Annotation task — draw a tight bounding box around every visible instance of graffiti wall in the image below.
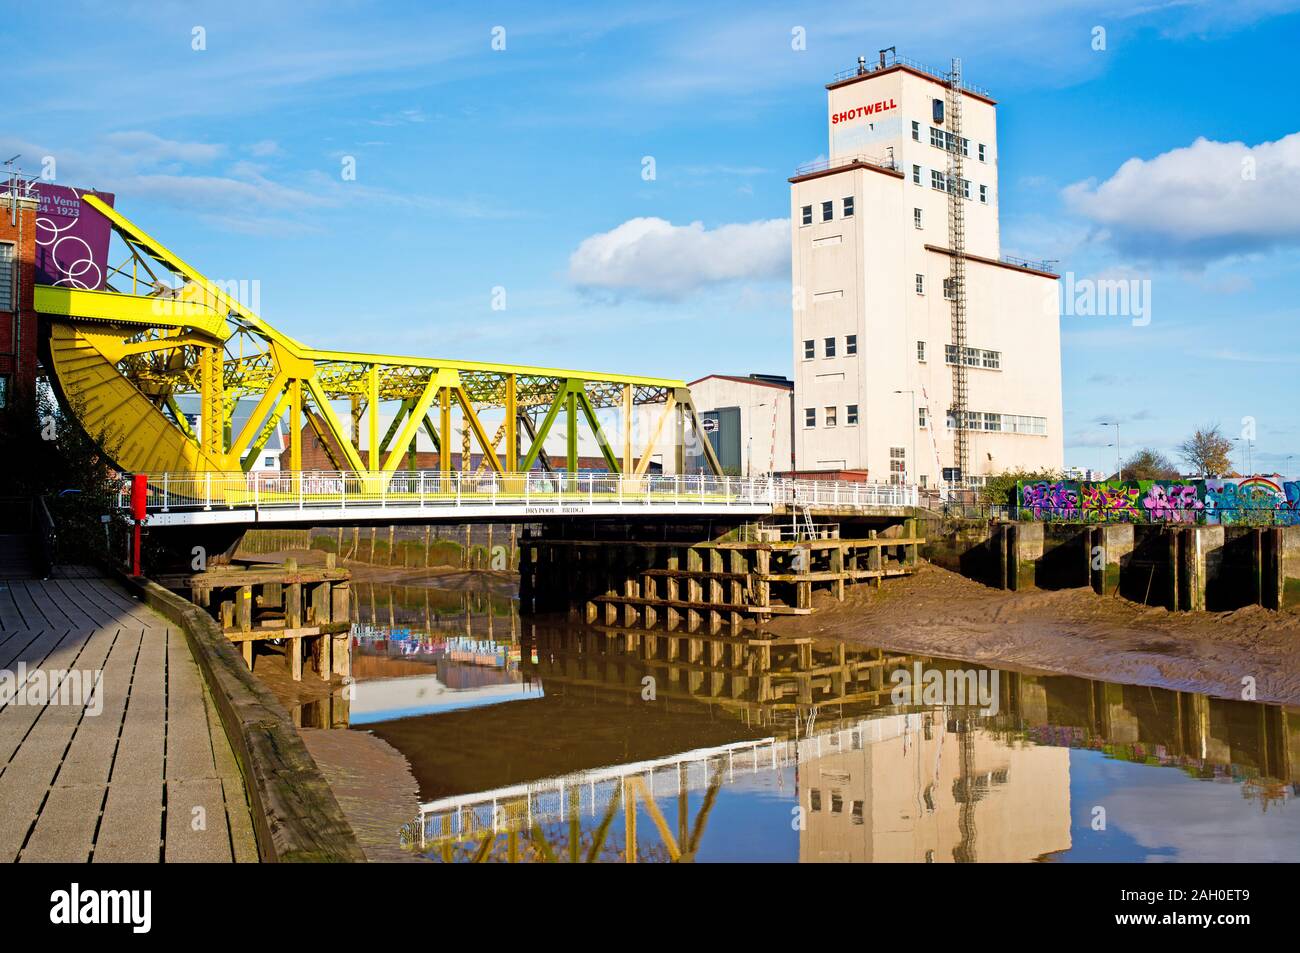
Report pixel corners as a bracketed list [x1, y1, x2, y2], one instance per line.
[1018, 477, 1300, 525]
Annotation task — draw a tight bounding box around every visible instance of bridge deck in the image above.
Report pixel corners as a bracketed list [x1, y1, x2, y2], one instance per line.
[0, 569, 257, 862]
[125, 472, 920, 527]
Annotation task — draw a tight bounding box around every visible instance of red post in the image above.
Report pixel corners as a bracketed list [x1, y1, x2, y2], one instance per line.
[130, 474, 148, 576]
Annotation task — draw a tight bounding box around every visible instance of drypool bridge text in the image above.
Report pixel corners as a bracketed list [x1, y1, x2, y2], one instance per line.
[120, 471, 919, 526]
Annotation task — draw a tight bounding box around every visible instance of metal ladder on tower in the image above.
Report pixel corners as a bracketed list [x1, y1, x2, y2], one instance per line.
[946, 57, 970, 487]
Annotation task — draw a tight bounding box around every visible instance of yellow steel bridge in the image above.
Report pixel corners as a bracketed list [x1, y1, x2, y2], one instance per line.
[36, 195, 723, 485]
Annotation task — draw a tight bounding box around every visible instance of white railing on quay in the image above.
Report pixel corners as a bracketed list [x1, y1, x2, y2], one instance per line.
[115, 470, 919, 514]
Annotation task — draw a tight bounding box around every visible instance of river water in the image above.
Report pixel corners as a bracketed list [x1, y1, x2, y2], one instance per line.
[304, 579, 1300, 863]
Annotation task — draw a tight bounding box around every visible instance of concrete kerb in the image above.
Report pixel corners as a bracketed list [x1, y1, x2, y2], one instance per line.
[115, 569, 365, 863]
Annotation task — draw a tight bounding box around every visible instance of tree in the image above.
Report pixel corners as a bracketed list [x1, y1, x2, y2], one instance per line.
[1177, 425, 1233, 477]
[1116, 448, 1180, 481]
[0, 385, 129, 565]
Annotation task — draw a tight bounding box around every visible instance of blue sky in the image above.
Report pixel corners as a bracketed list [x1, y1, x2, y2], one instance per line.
[7, 1, 1300, 476]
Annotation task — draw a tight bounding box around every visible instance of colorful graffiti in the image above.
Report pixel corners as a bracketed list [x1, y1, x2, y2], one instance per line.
[1018, 477, 1300, 525]
[1019, 481, 1079, 521]
[1080, 482, 1142, 522]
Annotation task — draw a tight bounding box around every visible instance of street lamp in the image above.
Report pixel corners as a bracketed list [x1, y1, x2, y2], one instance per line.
[1234, 437, 1254, 476]
[748, 401, 771, 478]
[894, 390, 917, 485]
[1101, 421, 1121, 480]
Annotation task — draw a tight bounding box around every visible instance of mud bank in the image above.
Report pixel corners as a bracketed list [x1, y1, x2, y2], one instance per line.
[299, 727, 423, 863]
[767, 563, 1300, 706]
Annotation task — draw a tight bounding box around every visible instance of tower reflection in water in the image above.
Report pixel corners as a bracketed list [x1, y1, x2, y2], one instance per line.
[320, 584, 1299, 863]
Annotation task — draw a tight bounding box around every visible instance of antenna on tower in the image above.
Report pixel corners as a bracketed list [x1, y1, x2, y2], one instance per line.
[879, 47, 895, 68]
[857, 55, 867, 74]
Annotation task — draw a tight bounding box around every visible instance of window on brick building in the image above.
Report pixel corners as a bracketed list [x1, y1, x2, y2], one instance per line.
[0, 243, 14, 311]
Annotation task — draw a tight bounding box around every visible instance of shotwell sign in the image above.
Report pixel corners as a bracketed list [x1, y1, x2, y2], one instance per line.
[830, 98, 898, 125]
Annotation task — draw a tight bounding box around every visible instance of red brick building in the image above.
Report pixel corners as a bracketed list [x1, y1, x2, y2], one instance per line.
[0, 192, 39, 411]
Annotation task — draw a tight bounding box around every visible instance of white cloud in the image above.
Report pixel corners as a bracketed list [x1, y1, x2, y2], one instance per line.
[100, 131, 223, 164]
[248, 139, 283, 157]
[0, 132, 509, 235]
[128, 172, 326, 211]
[1064, 132, 1300, 261]
[368, 107, 433, 127]
[568, 216, 787, 298]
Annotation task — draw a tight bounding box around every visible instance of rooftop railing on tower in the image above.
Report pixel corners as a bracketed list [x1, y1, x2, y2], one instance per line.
[792, 153, 900, 177]
[999, 254, 1059, 275]
[830, 50, 991, 99]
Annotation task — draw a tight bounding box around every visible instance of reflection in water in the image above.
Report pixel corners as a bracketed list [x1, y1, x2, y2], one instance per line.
[308, 581, 1300, 863]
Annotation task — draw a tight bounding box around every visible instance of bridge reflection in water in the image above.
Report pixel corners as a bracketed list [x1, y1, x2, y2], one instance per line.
[324, 586, 1299, 863]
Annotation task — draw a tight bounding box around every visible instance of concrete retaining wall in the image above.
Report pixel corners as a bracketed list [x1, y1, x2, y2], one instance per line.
[923, 520, 999, 585]
[930, 519, 1300, 613]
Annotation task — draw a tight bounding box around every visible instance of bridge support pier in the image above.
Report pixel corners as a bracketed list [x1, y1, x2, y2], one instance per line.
[519, 518, 924, 633]
[157, 558, 352, 680]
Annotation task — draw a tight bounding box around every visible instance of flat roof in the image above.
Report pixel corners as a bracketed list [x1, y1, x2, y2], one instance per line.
[689, 374, 793, 391]
[826, 63, 997, 107]
[924, 244, 1060, 280]
[789, 159, 904, 185]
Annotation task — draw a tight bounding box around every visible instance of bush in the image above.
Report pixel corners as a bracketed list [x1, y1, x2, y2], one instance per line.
[979, 468, 1064, 506]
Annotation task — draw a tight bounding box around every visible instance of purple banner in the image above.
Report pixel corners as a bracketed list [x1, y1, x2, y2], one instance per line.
[33, 184, 115, 289]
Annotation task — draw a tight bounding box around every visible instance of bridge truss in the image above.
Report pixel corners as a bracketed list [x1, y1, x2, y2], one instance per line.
[35, 195, 723, 485]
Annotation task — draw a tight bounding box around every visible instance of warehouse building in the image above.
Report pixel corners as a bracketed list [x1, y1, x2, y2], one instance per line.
[788, 52, 1064, 487]
[689, 374, 794, 477]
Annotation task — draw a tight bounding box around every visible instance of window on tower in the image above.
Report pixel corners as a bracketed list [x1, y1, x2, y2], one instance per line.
[846, 334, 857, 355]
[825, 406, 838, 427]
[801, 205, 812, 225]
[803, 339, 814, 359]
[821, 200, 833, 222]
[842, 196, 854, 217]
[911, 121, 920, 141]
[824, 336, 836, 358]
[979, 184, 988, 203]
[846, 404, 859, 425]
[804, 408, 816, 428]
[912, 164, 921, 184]
[915, 274, 925, 295]
[890, 446, 906, 484]
[913, 208, 922, 229]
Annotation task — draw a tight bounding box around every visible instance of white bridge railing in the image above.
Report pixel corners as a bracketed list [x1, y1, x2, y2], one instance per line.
[410, 711, 928, 847]
[117, 470, 919, 514]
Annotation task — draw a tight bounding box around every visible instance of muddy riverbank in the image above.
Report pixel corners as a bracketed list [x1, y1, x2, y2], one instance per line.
[767, 562, 1300, 706]
[299, 728, 424, 863]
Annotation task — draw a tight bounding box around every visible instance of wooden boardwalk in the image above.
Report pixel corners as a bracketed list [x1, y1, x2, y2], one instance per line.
[0, 567, 258, 862]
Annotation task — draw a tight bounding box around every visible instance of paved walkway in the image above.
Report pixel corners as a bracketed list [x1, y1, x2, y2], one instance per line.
[0, 567, 258, 862]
